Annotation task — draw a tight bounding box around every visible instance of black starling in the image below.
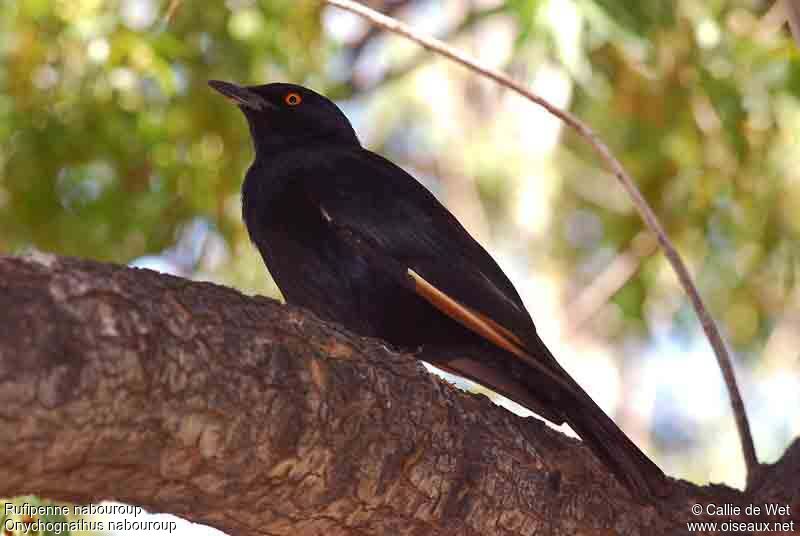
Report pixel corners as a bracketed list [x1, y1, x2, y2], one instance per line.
[209, 80, 667, 499]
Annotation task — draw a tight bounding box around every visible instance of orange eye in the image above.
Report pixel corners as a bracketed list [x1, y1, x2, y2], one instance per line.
[284, 92, 302, 106]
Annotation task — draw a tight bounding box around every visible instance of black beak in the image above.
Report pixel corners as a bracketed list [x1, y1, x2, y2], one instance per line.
[208, 80, 273, 111]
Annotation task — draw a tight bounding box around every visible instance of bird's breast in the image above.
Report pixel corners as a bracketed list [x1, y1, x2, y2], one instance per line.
[242, 175, 385, 334]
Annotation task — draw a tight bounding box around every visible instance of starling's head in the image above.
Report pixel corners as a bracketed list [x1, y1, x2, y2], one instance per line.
[208, 80, 360, 153]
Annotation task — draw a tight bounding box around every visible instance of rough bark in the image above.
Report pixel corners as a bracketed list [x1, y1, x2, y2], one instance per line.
[0, 253, 797, 535]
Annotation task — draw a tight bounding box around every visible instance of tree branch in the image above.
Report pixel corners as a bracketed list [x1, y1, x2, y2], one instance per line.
[1, 254, 798, 535]
[323, 0, 759, 486]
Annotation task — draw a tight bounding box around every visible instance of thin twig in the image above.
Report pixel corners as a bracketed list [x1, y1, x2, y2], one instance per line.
[323, 0, 759, 483]
[784, 0, 800, 49]
[344, 4, 505, 92]
[758, 1, 800, 47]
[161, 0, 182, 25]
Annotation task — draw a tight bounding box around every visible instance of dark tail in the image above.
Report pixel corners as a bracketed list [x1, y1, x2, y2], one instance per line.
[559, 379, 668, 500]
[426, 337, 669, 499]
[512, 338, 669, 500]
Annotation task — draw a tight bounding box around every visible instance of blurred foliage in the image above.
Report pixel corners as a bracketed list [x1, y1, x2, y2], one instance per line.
[560, 1, 800, 353]
[2, 0, 797, 354]
[1, 0, 800, 489]
[0, 0, 800, 358]
[0, 0, 324, 264]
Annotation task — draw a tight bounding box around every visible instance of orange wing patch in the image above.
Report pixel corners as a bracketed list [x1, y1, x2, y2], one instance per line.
[407, 268, 529, 359]
[407, 268, 576, 393]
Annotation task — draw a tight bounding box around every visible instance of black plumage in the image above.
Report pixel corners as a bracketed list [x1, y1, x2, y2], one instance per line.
[209, 80, 667, 499]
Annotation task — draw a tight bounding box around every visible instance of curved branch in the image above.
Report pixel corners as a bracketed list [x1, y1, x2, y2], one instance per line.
[2, 254, 796, 534]
[323, 0, 758, 485]
[341, 4, 506, 93]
